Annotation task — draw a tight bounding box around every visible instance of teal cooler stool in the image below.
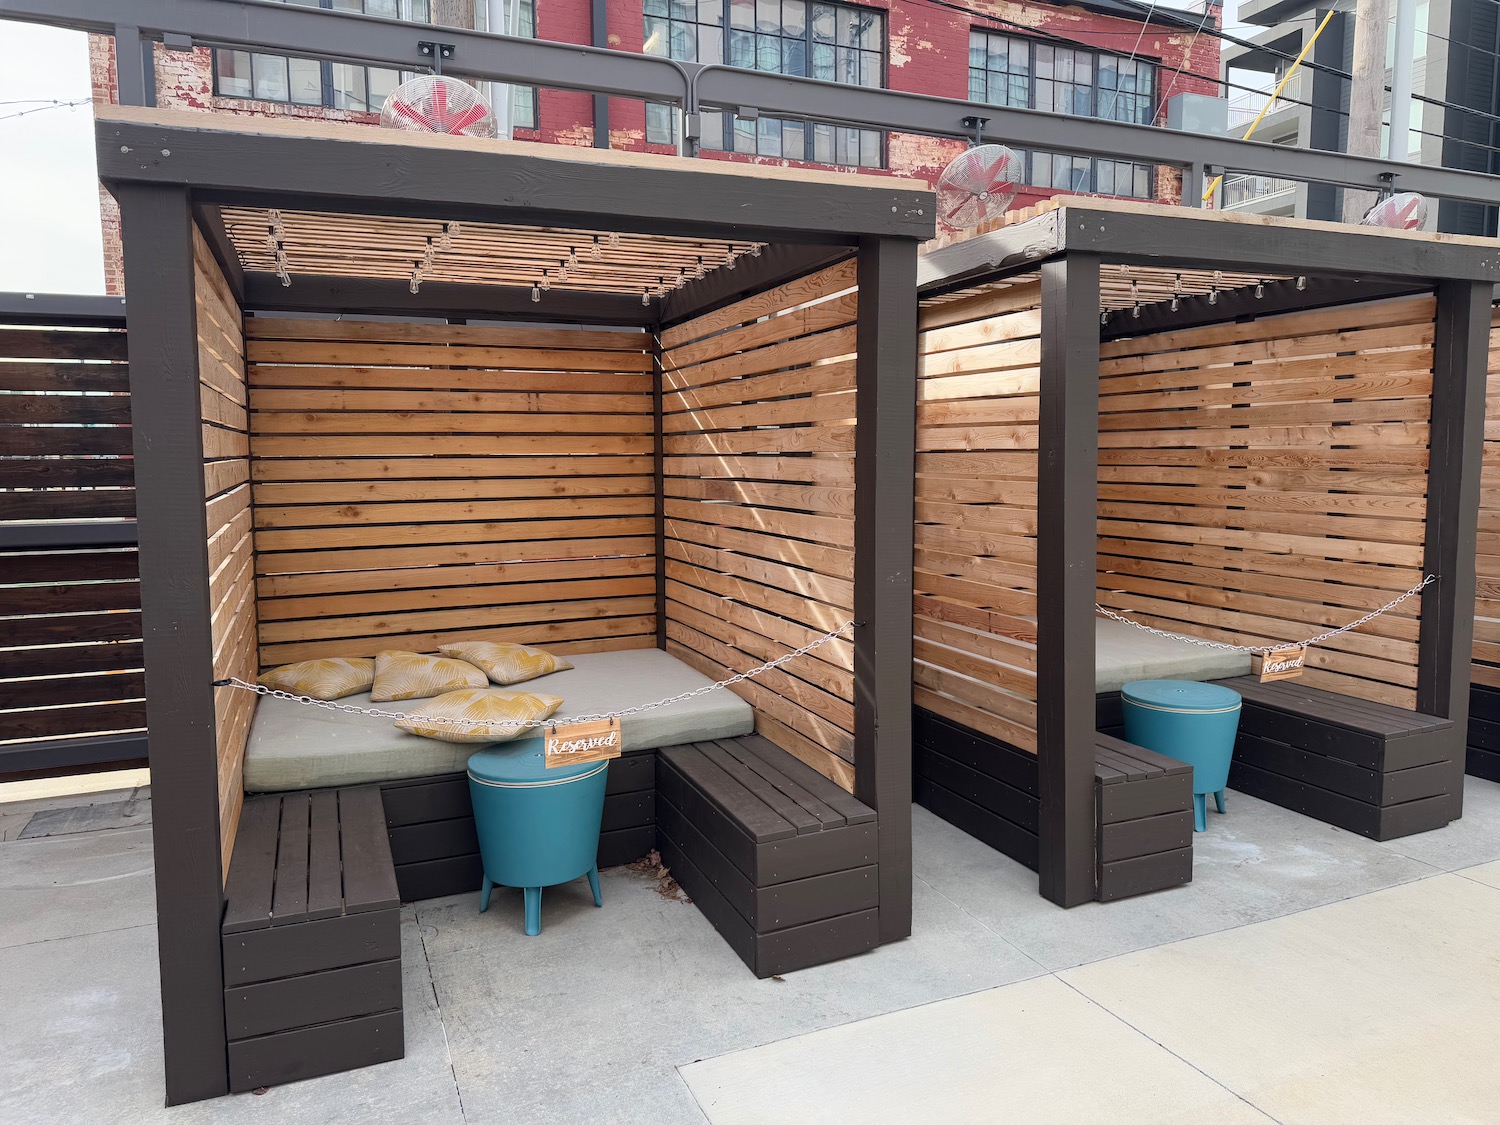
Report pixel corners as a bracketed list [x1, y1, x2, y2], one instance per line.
[1121, 680, 1242, 833]
[467, 739, 609, 936]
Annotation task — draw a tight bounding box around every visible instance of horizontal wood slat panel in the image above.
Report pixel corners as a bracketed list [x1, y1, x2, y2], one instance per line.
[0, 310, 141, 766]
[247, 315, 657, 666]
[914, 282, 1042, 748]
[1098, 294, 1436, 710]
[662, 266, 857, 781]
[1473, 310, 1500, 687]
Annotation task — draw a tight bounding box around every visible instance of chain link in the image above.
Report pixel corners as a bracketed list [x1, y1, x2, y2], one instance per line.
[217, 621, 856, 735]
[1095, 575, 1437, 656]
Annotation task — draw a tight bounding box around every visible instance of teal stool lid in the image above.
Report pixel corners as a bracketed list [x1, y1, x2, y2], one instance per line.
[468, 736, 606, 786]
[1122, 679, 1241, 714]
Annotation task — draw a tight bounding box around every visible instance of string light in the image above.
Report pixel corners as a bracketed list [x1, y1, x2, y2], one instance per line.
[750, 243, 762, 257]
[641, 286, 651, 306]
[693, 256, 707, 280]
[591, 235, 603, 261]
[1130, 277, 1141, 317]
[274, 240, 291, 288]
[1254, 280, 1265, 299]
[1295, 275, 1307, 290]
[1169, 273, 1182, 313]
[540, 269, 551, 291]
[531, 283, 541, 303]
[1208, 269, 1222, 305]
[566, 245, 579, 269]
[409, 259, 423, 294]
[423, 236, 437, 270]
[438, 222, 456, 251]
[608, 231, 622, 248]
[557, 257, 569, 282]
[1100, 308, 1110, 326]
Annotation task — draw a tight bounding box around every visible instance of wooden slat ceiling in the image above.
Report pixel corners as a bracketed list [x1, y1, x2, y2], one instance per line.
[219, 207, 763, 297]
[922, 263, 1289, 312]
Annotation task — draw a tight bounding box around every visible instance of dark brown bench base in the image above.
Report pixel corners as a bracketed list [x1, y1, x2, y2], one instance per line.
[221, 786, 403, 1092]
[656, 736, 879, 977]
[1467, 684, 1500, 783]
[378, 749, 660, 901]
[913, 708, 1194, 902]
[1220, 676, 1458, 840]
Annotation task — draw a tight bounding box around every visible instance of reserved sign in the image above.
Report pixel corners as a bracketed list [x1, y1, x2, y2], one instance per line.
[1254, 646, 1306, 682]
[543, 717, 622, 768]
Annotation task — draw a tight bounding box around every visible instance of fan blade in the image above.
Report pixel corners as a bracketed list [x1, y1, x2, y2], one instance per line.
[390, 98, 437, 130]
[444, 103, 488, 134]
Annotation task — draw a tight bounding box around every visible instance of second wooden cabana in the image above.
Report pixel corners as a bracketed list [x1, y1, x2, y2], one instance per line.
[97, 106, 930, 1104]
[914, 198, 1499, 909]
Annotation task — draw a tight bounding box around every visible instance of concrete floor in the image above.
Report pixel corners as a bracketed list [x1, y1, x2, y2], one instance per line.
[3, 776, 1499, 1124]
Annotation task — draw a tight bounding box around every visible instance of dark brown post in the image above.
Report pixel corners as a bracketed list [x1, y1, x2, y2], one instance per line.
[854, 236, 917, 942]
[1418, 279, 1491, 820]
[116, 183, 230, 1103]
[652, 329, 668, 648]
[1037, 252, 1101, 908]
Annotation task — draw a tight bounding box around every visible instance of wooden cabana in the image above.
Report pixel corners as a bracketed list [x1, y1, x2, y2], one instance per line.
[914, 198, 1498, 910]
[96, 106, 930, 1104]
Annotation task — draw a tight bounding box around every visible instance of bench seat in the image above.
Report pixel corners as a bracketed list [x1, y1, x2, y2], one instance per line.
[221, 785, 402, 1092]
[243, 648, 754, 792]
[657, 736, 879, 977]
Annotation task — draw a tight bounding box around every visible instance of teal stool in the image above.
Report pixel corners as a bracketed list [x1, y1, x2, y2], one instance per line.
[1121, 680, 1242, 833]
[467, 739, 608, 936]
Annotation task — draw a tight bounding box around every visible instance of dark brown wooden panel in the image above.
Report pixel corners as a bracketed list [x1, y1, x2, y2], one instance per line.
[227, 1008, 404, 1093]
[224, 958, 401, 1039]
[222, 908, 400, 986]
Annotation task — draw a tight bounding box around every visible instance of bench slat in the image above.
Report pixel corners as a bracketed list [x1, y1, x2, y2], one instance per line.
[659, 745, 799, 843]
[223, 796, 282, 934]
[695, 741, 823, 836]
[337, 786, 400, 915]
[737, 733, 876, 825]
[306, 790, 343, 922]
[271, 794, 310, 926]
[715, 738, 847, 829]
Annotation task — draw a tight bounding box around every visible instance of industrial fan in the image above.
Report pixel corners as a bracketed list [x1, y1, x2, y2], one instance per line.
[1360, 191, 1428, 231]
[935, 117, 1024, 230]
[380, 74, 498, 138]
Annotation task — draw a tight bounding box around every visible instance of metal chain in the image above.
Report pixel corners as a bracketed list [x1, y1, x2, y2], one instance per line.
[1095, 575, 1437, 656]
[216, 620, 856, 733]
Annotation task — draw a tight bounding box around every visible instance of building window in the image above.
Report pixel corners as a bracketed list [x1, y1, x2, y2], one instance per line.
[969, 30, 1157, 198]
[475, 0, 539, 131]
[643, 0, 886, 169]
[214, 0, 431, 113]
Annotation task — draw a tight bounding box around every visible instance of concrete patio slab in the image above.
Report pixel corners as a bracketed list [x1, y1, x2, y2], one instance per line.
[1374, 776, 1500, 872]
[1458, 858, 1500, 890]
[19, 795, 152, 839]
[679, 974, 1273, 1125]
[1061, 872, 1500, 1125]
[0, 823, 156, 949]
[912, 789, 1442, 971]
[420, 858, 1047, 1124]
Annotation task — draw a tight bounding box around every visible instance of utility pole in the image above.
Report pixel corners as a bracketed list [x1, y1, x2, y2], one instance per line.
[1343, 0, 1391, 220]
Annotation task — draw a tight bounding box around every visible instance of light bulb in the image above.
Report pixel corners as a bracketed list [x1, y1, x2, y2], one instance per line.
[641, 287, 651, 306]
[750, 244, 761, 257]
[1170, 295, 1180, 312]
[540, 270, 551, 291]
[591, 235, 603, 261]
[566, 246, 579, 269]
[1099, 309, 1109, 326]
[608, 231, 621, 248]
[1296, 275, 1307, 290]
[694, 256, 706, 280]
[531, 283, 541, 303]
[1255, 281, 1265, 299]
[725, 254, 736, 270]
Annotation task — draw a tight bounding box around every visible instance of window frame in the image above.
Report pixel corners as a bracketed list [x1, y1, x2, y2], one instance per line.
[643, 0, 888, 169]
[968, 28, 1159, 199]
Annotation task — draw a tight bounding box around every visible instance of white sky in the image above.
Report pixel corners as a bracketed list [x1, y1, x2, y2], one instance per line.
[0, 21, 104, 295]
[0, 5, 1248, 297]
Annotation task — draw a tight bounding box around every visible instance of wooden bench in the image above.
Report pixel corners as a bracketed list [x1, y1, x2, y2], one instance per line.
[655, 735, 879, 977]
[1221, 676, 1457, 839]
[1094, 734, 1194, 901]
[221, 786, 402, 1092]
[913, 708, 1195, 902]
[1467, 683, 1500, 783]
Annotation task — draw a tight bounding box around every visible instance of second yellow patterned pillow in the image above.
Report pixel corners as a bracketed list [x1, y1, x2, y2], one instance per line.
[258, 657, 375, 701]
[371, 651, 489, 703]
[394, 688, 564, 743]
[437, 640, 575, 686]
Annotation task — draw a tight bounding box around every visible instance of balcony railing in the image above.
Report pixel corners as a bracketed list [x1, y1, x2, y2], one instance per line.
[1221, 174, 1297, 207]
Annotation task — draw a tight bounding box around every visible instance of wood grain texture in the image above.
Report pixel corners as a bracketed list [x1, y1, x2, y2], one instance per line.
[246, 316, 658, 663]
[661, 263, 858, 785]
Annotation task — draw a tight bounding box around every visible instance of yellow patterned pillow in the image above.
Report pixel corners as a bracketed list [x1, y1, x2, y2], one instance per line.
[258, 658, 375, 701]
[394, 688, 563, 743]
[437, 640, 575, 686]
[371, 651, 488, 703]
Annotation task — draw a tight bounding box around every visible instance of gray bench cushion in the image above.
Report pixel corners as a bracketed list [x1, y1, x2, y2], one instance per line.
[1095, 617, 1252, 694]
[243, 648, 754, 793]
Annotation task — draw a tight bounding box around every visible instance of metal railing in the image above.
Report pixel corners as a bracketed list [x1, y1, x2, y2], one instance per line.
[1221, 174, 1298, 207]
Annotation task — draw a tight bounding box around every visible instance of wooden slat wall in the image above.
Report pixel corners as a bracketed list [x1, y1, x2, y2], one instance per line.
[1472, 308, 1500, 689]
[914, 283, 1043, 752]
[1097, 294, 1437, 710]
[660, 261, 859, 790]
[196, 228, 256, 873]
[245, 317, 657, 668]
[0, 320, 143, 763]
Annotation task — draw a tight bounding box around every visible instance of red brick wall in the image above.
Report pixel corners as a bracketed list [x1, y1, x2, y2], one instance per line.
[90, 2, 1221, 290]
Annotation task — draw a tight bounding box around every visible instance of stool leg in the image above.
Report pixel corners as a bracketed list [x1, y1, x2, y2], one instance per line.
[1193, 793, 1207, 833]
[479, 875, 493, 913]
[523, 886, 542, 936]
[1214, 789, 1227, 814]
[586, 865, 603, 908]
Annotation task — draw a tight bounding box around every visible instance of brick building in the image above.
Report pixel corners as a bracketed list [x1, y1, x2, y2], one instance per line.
[89, 0, 1221, 292]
